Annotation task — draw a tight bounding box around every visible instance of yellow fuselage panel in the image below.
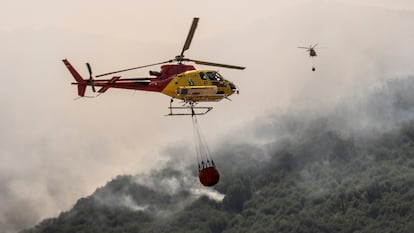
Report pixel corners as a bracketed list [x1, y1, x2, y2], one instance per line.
[161, 70, 235, 102]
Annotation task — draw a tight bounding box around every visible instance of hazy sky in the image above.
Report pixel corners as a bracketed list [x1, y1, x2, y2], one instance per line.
[1, 0, 414, 232]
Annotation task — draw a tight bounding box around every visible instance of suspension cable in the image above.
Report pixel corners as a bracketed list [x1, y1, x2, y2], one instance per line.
[192, 114, 214, 170]
[192, 116, 202, 170]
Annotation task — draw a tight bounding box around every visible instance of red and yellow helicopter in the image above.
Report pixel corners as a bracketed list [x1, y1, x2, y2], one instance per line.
[63, 18, 245, 115]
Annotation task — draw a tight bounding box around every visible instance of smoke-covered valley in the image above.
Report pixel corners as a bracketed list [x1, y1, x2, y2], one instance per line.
[2, 1, 414, 232]
[21, 75, 414, 233]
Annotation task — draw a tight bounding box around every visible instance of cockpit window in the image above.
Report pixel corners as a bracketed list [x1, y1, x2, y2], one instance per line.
[199, 72, 207, 80]
[206, 72, 215, 80]
[206, 72, 222, 81]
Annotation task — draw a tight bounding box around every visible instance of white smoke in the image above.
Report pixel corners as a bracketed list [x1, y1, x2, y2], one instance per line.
[2, 1, 414, 232]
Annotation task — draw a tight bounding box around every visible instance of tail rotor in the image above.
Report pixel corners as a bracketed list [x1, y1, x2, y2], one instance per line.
[86, 62, 96, 92]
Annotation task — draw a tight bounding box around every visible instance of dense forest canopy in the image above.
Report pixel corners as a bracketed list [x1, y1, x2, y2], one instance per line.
[22, 77, 414, 233]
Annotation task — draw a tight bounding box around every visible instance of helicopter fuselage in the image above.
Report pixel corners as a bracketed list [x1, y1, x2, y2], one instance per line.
[100, 64, 237, 102]
[309, 49, 317, 57]
[162, 68, 237, 102]
[64, 60, 237, 103]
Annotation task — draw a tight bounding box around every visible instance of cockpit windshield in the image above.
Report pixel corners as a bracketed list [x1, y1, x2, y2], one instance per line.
[206, 71, 223, 81]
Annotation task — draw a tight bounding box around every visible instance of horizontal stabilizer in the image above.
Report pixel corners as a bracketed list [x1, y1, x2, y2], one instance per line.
[97, 76, 121, 93]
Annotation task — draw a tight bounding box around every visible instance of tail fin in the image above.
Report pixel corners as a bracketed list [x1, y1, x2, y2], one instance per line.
[62, 59, 87, 97]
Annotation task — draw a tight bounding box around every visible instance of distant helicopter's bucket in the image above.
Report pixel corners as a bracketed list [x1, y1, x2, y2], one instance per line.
[199, 166, 220, 187]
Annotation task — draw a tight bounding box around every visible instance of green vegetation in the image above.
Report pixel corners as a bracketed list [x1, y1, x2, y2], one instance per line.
[21, 119, 414, 233]
[21, 76, 414, 232]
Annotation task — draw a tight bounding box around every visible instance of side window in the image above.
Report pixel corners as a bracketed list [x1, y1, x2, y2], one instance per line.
[199, 72, 207, 80]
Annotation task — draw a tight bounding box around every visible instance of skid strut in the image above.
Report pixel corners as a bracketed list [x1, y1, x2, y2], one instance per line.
[167, 99, 212, 116]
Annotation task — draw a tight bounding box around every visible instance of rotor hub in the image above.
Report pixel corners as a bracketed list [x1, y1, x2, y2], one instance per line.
[175, 55, 185, 62]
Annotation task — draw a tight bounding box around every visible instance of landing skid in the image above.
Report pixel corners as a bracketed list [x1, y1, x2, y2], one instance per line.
[166, 99, 212, 116]
[167, 106, 213, 116]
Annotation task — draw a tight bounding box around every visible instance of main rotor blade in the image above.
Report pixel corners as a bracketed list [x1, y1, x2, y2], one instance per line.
[180, 17, 199, 57]
[95, 60, 172, 77]
[188, 59, 245, 70]
[312, 43, 318, 49]
[298, 47, 310, 49]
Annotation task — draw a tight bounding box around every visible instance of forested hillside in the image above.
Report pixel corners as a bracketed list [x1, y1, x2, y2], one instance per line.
[22, 77, 414, 233]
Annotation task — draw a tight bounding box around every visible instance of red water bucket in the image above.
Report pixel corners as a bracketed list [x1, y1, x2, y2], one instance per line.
[198, 166, 220, 186]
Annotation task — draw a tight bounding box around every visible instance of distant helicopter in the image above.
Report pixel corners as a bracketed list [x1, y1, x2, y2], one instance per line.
[298, 43, 318, 71]
[62, 17, 245, 116]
